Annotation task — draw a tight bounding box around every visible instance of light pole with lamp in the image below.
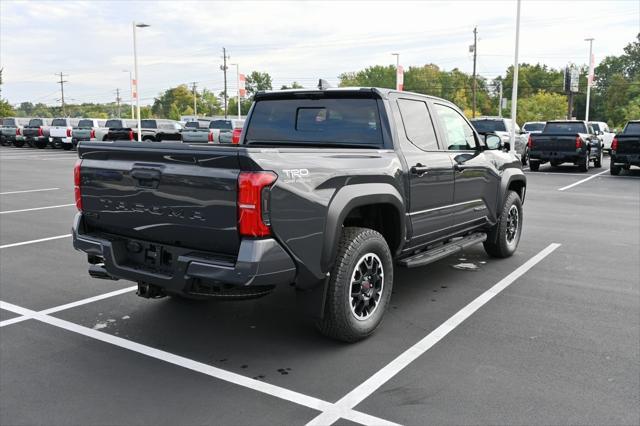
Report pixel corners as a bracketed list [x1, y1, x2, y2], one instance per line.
[122, 70, 134, 119]
[508, 0, 521, 155]
[391, 53, 401, 91]
[132, 21, 149, 141]
[584, 38, 594, 123]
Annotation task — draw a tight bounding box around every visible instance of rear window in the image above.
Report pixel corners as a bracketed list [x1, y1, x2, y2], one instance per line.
[624, 122, 640, 134]
[523, 122, 545, 132]
[2, 118, 16, 126]
[470, 119, 506, 133]
[105, 120, 123, 128]
[543, 122, 587, 134]
[51, 118, 68, 126]
[245, 98, 383, 147]
[185, 121, 201, 129]
[209, 120, 233, 130]
[77, 120, 94, 128]
[590, 123, 601, 132]
[141, 120, 157, 129]
[29, 119, 43, 127]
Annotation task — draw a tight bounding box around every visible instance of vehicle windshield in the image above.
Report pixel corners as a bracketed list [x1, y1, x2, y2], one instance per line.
[105, 120, 123, 128]
[29, 119, 43, 127]
[470, 119, 507, 133]
[209, 120, 233, 130]
[245, 97, 383, 147]
[590, 123, 601, 132]
[77, 120, 94, 128]
[543, 122, 587, 133]
[624, 122, 640, 134]
[141, 120, 157, 129]
[523, 122, 545, 132]
[51, 119, 68, 126]
[2, 118, 16, 126]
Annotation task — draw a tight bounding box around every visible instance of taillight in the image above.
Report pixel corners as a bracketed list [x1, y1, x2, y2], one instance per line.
[16, 128, 20, 136]
[128, 130, 134, 141]
[237, 171, 277, 237]
[527, 134, 532, 149]
[575, 136, 583, 149]
[90, 129, 96, 139]
[208, 131, 214, 143]
[74, 159, 82, 211]
[37, 127, 43, 137]
[611, 137, 618, 151]
[66, 128, 72, 137]
[232, 128, 242, 144]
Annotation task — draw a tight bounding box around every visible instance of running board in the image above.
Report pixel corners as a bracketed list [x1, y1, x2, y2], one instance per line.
[398, 232, 487, 268]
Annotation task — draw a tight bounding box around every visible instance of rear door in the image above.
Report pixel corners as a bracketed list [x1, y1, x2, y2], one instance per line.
[389, 94, 454, 248]
[79, 143, 242, 255]
[432, 102, 499, 229]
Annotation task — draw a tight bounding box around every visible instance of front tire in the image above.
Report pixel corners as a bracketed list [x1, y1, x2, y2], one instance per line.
[316, 227, 393, 342]
[483, 191, 523, 258]
[529, 161, 540, 171]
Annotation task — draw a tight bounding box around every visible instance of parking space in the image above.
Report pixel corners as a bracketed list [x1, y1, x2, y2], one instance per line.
[0, 146, 638, 425]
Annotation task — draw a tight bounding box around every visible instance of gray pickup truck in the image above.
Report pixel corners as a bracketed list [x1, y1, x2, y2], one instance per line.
[1, 117, 28, 147]
[72, 119, 106, 146]
[72, 87, 526, 342]
[181, 118, 244, 144]
[22, 118, 51, 148]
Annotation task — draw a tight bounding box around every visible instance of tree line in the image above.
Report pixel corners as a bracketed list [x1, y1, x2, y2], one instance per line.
[2, 34, 637, 128]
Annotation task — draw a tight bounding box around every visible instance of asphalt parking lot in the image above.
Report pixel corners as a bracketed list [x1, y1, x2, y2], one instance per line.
[1, 146, 638, 426]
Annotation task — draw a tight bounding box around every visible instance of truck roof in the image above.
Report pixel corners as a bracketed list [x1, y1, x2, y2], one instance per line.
[254, 87, 446, 103]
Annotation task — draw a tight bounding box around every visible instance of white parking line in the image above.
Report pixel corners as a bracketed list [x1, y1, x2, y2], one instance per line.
[0, 203, 75, 214]
[0, 300, 399, 426]
[0, 187, 60, 195]
[0, 234, 71, 249]
[0, 286, 138, 328]
[557, 170, 608, 191]
[306, 243, 561, 426]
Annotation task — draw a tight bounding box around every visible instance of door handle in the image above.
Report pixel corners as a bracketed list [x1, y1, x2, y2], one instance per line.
[410, 164, 429, 176]
[131, 169, 161, 181]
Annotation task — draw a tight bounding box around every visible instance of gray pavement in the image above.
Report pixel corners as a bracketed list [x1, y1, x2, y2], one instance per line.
[1, 145, 638, 425]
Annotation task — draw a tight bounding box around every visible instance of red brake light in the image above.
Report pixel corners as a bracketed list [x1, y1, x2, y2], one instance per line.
[37, 127, 43, 137]
[237, 171, 277, 237]
[527, 134, 532, 149]
[232, 128, 242, 144]
[16, 128, 20, 136]
[74, 159, 82, 211]
[66, 128, 72, 137]
[128, 130, 134, 141]
[611, 137, 618, 151]
[575, 136, 583, 149]
[208, 131, 214, 143]
[90, 129, 96, 139]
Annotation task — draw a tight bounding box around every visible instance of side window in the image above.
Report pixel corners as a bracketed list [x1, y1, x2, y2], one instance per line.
[397, 98, 439, 151]
[433, 104, 477, 151]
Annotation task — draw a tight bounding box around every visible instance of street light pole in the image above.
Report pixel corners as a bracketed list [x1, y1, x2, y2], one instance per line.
[132, 21, 149, 142]
[585, 38, 594, 123]
[391, 53, 400, 90]
[231, 63, 240, 119]
[509, 0, 521, 155]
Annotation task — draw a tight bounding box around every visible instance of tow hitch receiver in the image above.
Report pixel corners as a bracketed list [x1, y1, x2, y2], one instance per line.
[137, 282, 166, 299]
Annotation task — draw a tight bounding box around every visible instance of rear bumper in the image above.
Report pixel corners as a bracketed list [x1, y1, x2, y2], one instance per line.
[50, 136, 73, 144]
[72, 213, 297, 295]
[611, 153, 640, 166]
[529, 151, 581, 163]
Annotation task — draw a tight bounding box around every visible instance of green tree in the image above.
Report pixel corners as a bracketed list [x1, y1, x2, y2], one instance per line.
[245, 71, 273, 96]
[517, 91, 567, 123]
[339, 65, 395, 88]
[280, 81, 304, 90]
[0, 68, 16, 117]
[227, 97, 253, 116]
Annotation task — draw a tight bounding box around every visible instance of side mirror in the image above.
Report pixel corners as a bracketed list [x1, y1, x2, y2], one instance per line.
[485, 134, 503, 150]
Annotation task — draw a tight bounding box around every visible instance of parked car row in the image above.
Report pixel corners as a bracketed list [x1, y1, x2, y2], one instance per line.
[0, 116, 246, 149]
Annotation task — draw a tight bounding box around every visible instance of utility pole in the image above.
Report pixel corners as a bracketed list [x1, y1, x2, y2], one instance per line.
[508, 0, 521, 155]
[221, 47, 230, 119]
[115, 88, 121, 118]
[584, 38, 594, 122]
[191, 81, 198, 117]
[472, 26, 478, 118]
[498, 80, 503, 117]
[57, 72, 68, 116]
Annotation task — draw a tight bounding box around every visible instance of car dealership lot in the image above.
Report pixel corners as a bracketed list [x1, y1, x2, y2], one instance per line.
[1, 146, 638, 425]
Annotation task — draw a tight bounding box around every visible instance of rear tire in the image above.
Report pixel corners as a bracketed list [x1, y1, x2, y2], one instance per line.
[13, 140, 25, 148]
[483, 191, 523, 259]
[529, 161, 540, 172]
[594, 152, 602, 168]
[316, 227, 393, 342]
[578, 153, 589, 172]
[35, 141, 47, 149]
[610, 162, 621, 175]
[62, 144, 72, 151]
[521, 148, 528, 166]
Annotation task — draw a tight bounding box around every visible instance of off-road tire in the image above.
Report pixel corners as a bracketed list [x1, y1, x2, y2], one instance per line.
[594, 152, 602, 168]
[483, 191, 523, 258]
[578, 153, 589, 172]
[316, 227, 393, 342]
[529, 161, 540, 171]
[610, 162, 621, 175]
[521, 148, 528, 166]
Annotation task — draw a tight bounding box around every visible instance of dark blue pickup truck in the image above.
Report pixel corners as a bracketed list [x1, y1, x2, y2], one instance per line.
[610, 120, 640, 175]
[528, 121, 603, 172]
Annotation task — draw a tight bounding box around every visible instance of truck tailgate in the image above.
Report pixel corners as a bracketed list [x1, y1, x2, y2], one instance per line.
[617, 136, 640, 154]
[530, 135, 576, 152]
[78, 142, 241, 256]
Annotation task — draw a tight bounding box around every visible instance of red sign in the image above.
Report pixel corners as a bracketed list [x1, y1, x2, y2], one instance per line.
[132, 79, 138, 99]
[239, 73, 246, 98]
[396, 66, 404, 91]
[588, 54, 595, 86]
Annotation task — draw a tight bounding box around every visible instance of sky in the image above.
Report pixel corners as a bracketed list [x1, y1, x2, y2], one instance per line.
[1, 0, 639, 106]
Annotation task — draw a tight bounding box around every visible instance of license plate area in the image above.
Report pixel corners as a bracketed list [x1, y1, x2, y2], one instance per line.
[122, 239, 176, 275]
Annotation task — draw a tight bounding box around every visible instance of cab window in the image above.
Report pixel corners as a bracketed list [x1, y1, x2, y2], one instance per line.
[433, 104, 477, 151]
[397, 98, 439, 151]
